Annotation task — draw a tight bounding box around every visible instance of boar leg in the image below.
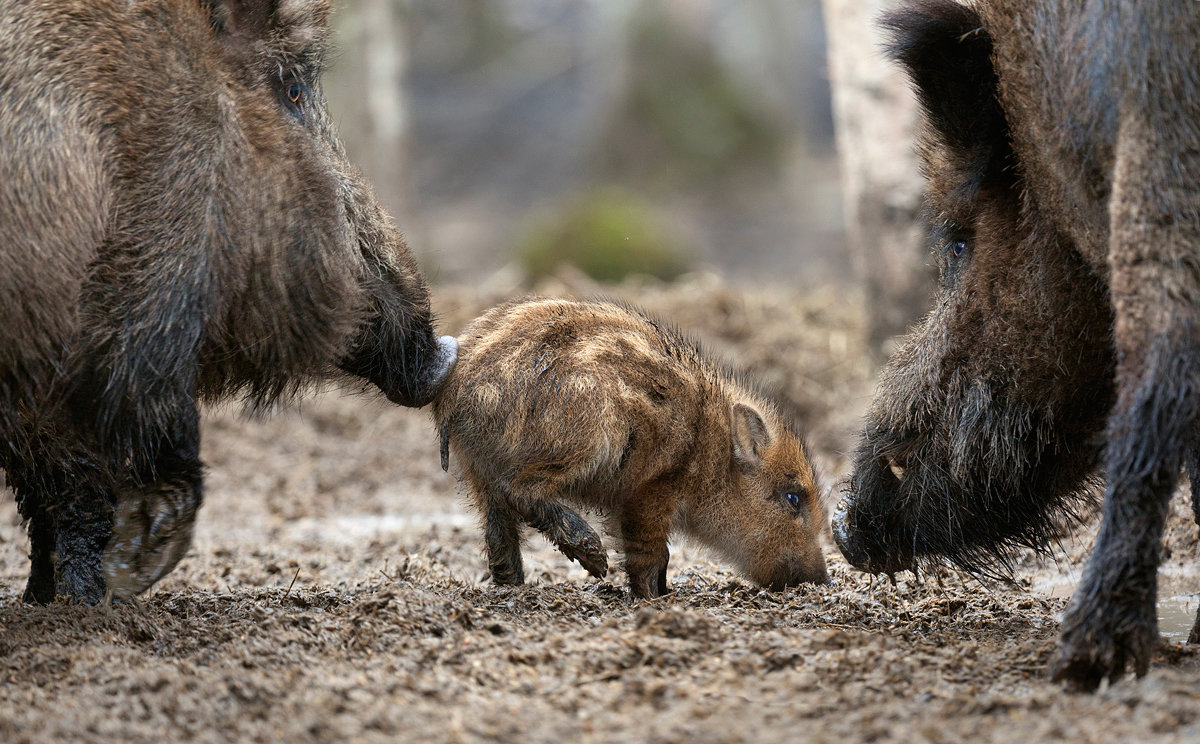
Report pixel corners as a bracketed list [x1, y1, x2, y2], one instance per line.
[53, 486, 115, 604]
[484, 502, 526, 586]
[1053, 343, 1187, 688]
[1186, 439, 1200, 529]
[1052, 113, 1200, 689]
[1185, 442, 1200, 644]
[103, 405, 203, 601]
[21, 499, 56, 604]
[6, 440, 113, 604]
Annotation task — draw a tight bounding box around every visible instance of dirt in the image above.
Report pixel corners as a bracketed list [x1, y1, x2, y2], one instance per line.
[3, 275, 1200, 743]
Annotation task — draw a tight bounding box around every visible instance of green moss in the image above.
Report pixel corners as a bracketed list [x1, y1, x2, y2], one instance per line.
[518, 191, 690, 282]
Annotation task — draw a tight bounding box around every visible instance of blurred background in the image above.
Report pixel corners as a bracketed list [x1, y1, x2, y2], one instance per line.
[324, 0, 849, 291]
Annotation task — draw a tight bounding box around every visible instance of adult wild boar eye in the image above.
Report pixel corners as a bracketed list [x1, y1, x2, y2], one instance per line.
[283, 82, 307, 118]
[786, 492, 801, 510]
[948, 240, 967, 257]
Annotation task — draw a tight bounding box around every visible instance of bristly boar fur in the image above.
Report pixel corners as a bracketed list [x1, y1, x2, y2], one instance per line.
[831, 0, 1200, 690]
[0, 0, 456, 605]
[434, 297, 828, 599]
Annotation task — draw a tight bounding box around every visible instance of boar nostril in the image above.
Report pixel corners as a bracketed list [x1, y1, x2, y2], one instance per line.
[831, 507, 875, 573]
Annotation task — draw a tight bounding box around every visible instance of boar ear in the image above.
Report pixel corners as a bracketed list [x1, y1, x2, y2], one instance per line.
[206, 0, 332, 55]
[205, 0, 272, 38]
[732, 402, 772, 471]
[273, 0, 334, 52]
[882, 1, 1010, 188]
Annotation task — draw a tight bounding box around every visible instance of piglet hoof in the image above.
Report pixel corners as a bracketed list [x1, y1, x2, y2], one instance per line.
[560, 530, 608, 580]
[628, 572, 670, 601]
[530, 501, 608, 579]
[627, 557, 670, 600]
[1050, 595, 1157, 691]
[103, 482, 199, 601]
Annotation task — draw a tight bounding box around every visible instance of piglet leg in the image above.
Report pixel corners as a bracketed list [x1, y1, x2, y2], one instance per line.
[620, 491, 672, 599]
[489, 462, 610, 580]
[481, 496, 607, 583]
[484, 503, 526, 585]
[525, 500, 608, 579]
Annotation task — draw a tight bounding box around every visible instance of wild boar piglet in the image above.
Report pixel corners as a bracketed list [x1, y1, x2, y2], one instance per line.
[434, 297, 829, 599]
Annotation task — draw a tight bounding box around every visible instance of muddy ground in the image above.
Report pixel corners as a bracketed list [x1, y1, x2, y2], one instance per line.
[3, 276, 1200, 743]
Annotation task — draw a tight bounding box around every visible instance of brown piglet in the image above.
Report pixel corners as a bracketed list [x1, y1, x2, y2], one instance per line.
[433, 297, 828, 599]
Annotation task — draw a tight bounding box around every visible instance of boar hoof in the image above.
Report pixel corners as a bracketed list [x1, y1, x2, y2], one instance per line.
[1051, 598, 1157, 691]
[103, 484, 199, 601]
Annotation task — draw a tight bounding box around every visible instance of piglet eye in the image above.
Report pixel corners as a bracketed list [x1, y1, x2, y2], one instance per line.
[786, 492, 801, 509]
[287, 83, 304, 105]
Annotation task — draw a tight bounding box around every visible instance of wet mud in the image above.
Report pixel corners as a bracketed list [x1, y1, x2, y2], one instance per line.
[3, 277, 1199, 743]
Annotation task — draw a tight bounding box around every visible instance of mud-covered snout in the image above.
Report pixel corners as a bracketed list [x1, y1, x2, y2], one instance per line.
[832, 448, 919, 575]
[363, 331, 458, 408]
[394, 334, 458, 407]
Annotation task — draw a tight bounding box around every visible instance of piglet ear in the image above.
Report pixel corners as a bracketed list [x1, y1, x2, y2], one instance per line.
[732, 402, 771, 471]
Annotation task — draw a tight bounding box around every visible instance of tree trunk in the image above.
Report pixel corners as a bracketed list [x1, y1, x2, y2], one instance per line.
[821, 0, 931, 355]
[328, 0, 421, 246]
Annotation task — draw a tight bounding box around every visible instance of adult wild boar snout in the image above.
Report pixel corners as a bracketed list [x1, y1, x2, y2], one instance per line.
[831, 498, 862, 568]
[831, 498, 887, 574]
[832, 447, 920, 576]
[388, 334, 457, 407]
[427, 334, 459, 394]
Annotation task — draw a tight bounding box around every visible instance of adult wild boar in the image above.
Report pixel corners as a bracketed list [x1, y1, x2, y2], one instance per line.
[0, 0, 456, 605]
[831, 0, 1200, 689]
